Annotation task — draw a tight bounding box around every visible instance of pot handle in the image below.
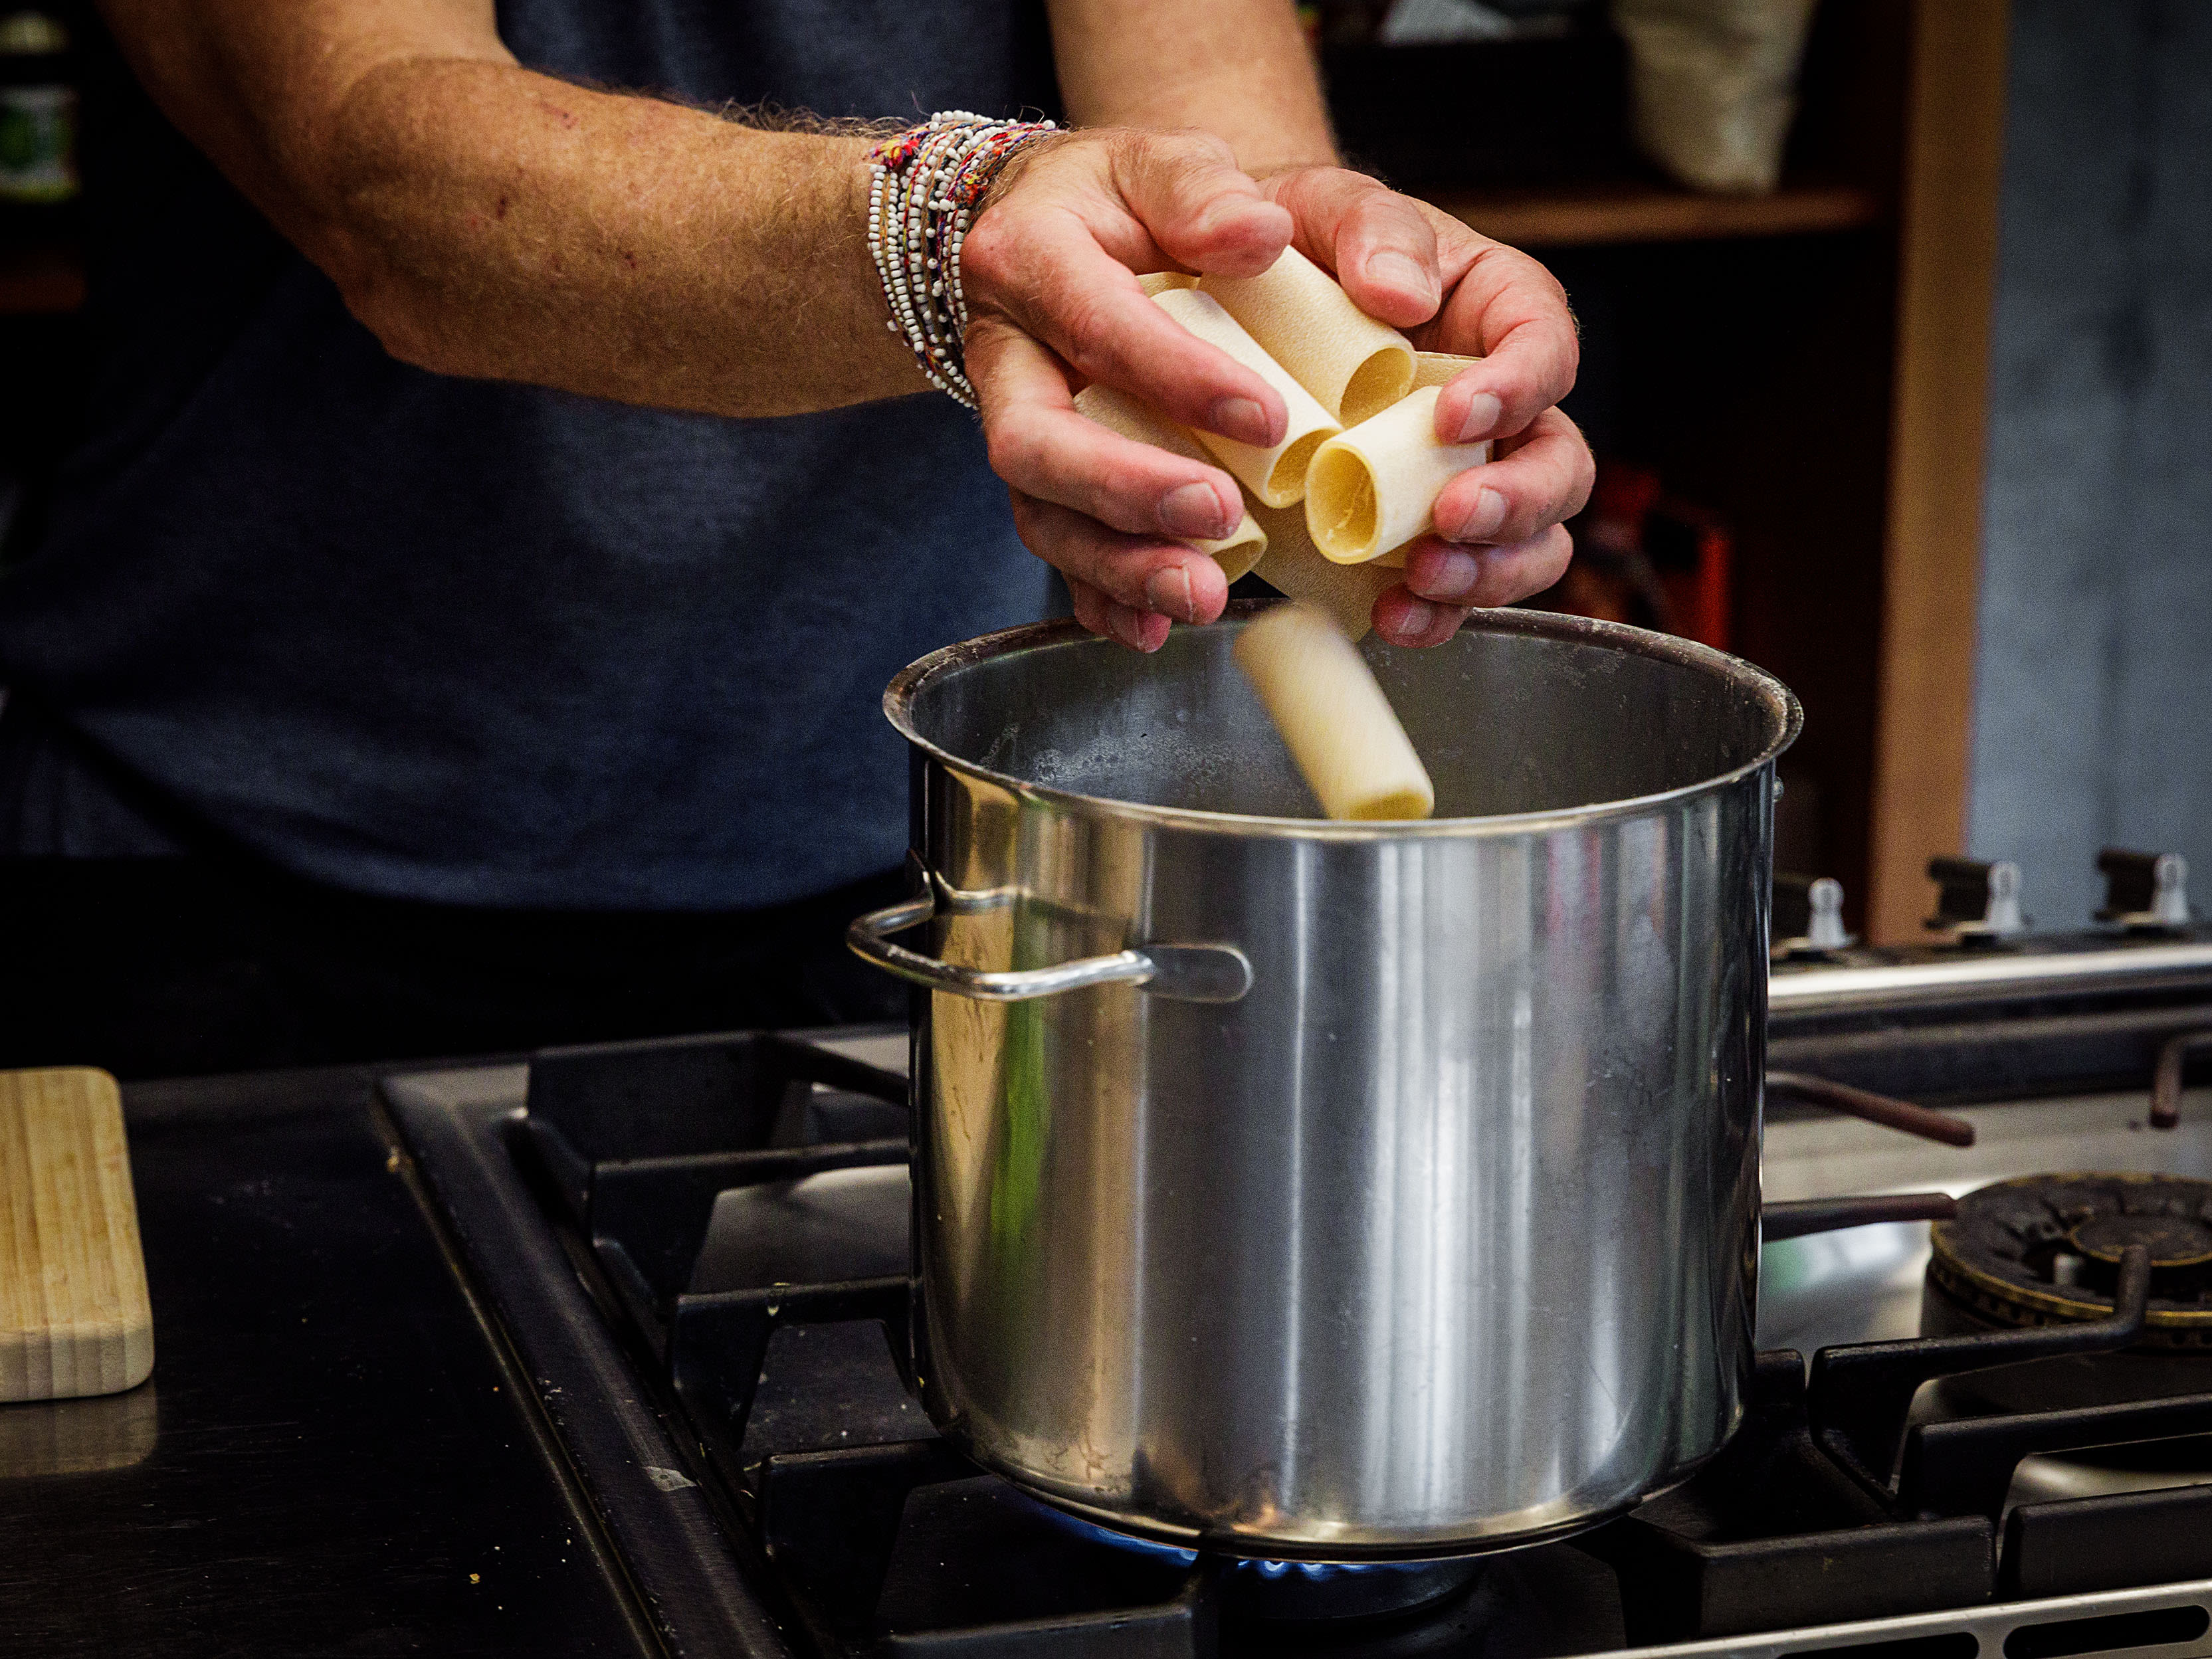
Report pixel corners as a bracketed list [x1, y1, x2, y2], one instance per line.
[1763, 1192, 1958, 1241]
[847, 889, 1253, 1005]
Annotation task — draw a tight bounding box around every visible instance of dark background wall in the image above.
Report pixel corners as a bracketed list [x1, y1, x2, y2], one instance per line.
[1969, 0, 2212, 926]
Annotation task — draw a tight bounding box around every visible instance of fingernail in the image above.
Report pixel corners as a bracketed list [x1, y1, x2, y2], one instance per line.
[1370, 251, 1434, 300]
[1108, 603, 1150, 650]
[1159, 482, 1231, 540]
[1455, 391, 1503, 444]
[1120, 606, 1169, 652]
[1145, 565, 1197, 622]
[1414, 545, 1482, 599]
[1394, 599, 1438, 637]
[1194, 197, 1261, 240]
[1211, 396, 1273, 447]
[1455, 486, 1508, 542]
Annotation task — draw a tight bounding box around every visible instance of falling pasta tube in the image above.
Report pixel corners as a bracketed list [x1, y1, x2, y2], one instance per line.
[1071, 386, 1268, 580]
[1150, 287, 1340, 508]
[1199, 247, 1417, 426]
[1247, 500, 1395, 640]
[1303, 387, 1494, 565]
[1233, 602, 1435, 821]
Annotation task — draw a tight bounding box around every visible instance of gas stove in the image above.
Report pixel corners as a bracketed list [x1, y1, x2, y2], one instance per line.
[384, 852, 2212, 1659]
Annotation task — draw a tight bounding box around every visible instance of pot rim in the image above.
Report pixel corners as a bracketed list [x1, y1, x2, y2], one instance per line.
[884, 600, 1804, 838]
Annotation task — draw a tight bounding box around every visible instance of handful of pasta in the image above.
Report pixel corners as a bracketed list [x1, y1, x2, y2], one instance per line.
[1072, 249, 1484, 821]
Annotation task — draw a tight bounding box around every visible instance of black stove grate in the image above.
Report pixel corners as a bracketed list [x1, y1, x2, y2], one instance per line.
[512, 1032, 2212, 1656]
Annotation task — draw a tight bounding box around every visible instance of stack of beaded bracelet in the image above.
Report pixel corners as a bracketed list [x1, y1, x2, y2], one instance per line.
[866, 111, 1058, 411]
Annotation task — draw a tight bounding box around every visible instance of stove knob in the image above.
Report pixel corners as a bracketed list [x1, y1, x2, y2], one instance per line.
[2096, 847, 2192, 931]
[1771, 872, 1856, 956]
[1926, 856, 2027, 942]
[1805, 878, 1852, 950]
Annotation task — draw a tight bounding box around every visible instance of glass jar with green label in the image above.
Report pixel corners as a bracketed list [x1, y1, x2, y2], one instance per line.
[0, 11, 77, 207]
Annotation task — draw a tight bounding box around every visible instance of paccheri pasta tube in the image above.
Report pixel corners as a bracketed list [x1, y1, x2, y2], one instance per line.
[1365, 353, 1488, 567]
[1071, 385, 1268, 581]
[1411, 350, 1482, 391]
[1136, 271, 1197, 297]
[1249, 501, 1395, 640]
[1303, 387, 1494, 565]
[1150, 287, 1340, 508]
[1199, 247, 1417, 427]
[1233, 602, 1435, 821]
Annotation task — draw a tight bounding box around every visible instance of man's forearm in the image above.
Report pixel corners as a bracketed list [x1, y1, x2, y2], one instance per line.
[1049, 0, 1338, 174]
[101, 0, 1333, 423]
[98, 0, 922, 418]
[308, 62, 916, 417]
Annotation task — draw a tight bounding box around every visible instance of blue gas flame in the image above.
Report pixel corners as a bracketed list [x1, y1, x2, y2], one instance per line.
[1032, 1499, 1379, 1576]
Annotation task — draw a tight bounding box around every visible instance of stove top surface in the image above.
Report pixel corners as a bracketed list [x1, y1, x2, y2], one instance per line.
[384, 963, 2212, 1659]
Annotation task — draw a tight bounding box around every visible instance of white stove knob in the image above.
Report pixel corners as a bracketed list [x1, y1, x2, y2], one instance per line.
[2152, 852, 2189, 927]
[2096, 848, 2192, 931]
[1983, 860, 2025, 937]
[1805, 878, 1851, 951]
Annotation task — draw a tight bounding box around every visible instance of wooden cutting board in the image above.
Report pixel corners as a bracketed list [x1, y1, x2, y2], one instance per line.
[1, 1068, 154, 1401]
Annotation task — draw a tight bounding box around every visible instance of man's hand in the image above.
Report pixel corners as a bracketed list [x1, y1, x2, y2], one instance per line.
[963, 135, 1591, 651]
[960, 130, 1296, 651]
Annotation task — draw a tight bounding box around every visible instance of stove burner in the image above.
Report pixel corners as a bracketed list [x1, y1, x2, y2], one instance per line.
[2073, 1209, 2212, 1267]
[1031, 1502, 1484, 1624]
[1928, 1173, 2212, 1351]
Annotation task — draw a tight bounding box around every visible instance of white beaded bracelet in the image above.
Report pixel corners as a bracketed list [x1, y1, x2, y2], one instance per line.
[866, 112, 1058, 411]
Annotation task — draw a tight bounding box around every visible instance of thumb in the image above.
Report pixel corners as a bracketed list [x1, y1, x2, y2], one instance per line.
[1112, 131, 1291, 278]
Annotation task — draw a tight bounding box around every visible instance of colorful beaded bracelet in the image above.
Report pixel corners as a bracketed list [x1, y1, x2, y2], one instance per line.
[866, 111, 1058, 411]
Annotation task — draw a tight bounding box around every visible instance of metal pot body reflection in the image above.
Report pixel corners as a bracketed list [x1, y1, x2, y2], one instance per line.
[849, 604, 1799, 1559]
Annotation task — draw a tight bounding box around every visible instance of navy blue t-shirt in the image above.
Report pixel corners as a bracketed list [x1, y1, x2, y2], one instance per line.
[0, 1, 1058, 909]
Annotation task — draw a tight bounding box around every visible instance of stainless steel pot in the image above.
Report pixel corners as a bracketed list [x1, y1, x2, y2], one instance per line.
[849, 602, 1800, 1559]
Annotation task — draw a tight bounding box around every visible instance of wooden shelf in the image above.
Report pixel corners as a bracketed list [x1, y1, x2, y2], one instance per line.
[1433, 179, 1884, 249]
[0, 242, 84, 316]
